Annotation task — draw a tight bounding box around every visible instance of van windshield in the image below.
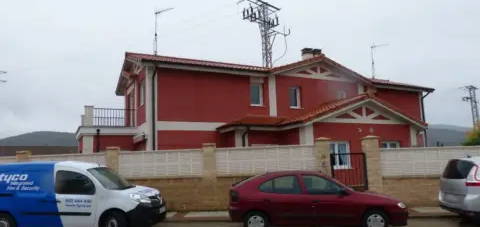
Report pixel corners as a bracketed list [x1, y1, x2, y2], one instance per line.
[443, 159, 475, 179]
[88, 167, 134, 190]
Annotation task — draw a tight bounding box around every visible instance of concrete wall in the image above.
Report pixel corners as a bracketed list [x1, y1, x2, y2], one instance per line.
[383, 176, 439, 207]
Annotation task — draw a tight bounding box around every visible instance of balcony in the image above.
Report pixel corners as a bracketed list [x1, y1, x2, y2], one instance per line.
[81, 106, 135, 127]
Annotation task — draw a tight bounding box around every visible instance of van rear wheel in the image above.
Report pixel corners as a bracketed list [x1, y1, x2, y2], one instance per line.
[0, 213, 16, 227]
[101, 211, 127, 227]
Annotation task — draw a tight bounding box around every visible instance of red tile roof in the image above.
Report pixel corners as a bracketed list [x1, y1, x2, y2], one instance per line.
[122, 52, 434, 92]
[126, 52, 269, 72]
[218, 94, 427, 130]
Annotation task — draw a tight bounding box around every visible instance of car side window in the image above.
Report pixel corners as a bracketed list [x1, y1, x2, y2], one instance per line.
[55, 171, 95, 195]
[259, 176, 301, 194]
[302, 175, 342, 195]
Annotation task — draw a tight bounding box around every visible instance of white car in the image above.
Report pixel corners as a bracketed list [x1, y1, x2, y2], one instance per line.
[0, 161, 166, 227]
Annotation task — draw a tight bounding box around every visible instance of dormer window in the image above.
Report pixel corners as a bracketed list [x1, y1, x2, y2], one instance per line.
[250, 83, 263, 106]
[289, 86, 301, 108]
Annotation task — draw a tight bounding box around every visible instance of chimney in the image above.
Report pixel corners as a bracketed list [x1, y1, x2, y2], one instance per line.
[301, 48, 322, 60]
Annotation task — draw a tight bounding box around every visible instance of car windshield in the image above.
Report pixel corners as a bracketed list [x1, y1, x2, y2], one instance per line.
[443, 159, 475, 179]
[88, 167, 134, 190]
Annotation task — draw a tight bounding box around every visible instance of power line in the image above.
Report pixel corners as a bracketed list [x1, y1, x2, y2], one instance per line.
[462, 85, 479, 129]
[239, 0, 290, 68]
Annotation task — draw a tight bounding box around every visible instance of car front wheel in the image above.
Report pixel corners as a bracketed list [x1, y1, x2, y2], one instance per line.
[363, 210, 389, 227]
[244, 211, 269, 227]
[101, 211, 128, 227]
[0, 213, 16, 227]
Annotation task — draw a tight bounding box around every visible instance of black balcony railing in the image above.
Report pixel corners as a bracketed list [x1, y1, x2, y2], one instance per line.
[93, 108, 135, 127]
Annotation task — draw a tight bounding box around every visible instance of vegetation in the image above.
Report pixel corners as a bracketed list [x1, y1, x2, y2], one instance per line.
[463, 123, 480, 146]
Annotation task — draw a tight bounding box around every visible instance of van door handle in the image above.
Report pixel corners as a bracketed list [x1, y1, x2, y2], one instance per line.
[40, 199, 61, 203]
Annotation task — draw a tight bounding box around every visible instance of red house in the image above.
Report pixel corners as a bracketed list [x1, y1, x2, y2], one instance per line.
[75, 48, 434, 155]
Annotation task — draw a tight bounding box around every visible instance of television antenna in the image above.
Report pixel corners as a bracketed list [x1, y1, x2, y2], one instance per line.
[370, 42, 389, 78]
[462, 85, 479, 129]
[154, 8, 174, 56]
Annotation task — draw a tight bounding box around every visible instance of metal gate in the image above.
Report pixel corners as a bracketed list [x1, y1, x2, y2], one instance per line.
[330, 153, 368, 191]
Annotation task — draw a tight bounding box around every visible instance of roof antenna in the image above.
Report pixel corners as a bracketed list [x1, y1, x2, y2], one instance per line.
[154, 8, 174, 56]
[370, 42, 388, 79]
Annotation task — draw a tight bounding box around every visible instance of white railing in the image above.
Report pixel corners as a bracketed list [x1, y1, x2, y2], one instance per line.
[381, 146, 480, 177]
[118, 149, 203, 178]
[216, 145, 318, 176]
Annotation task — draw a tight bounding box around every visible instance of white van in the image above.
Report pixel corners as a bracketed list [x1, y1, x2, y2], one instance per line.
[0, 161, 166, 227]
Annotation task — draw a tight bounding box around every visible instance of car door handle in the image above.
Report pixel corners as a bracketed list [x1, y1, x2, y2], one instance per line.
[312, 200, 320, 203]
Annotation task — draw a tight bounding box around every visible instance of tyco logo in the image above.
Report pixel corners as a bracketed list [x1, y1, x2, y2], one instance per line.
[0, 174, 28, 184]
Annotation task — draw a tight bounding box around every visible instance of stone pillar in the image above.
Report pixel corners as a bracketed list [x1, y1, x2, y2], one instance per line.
[106, 147, 120, 173]
[314, 137, 332, 176]
[361, 135, 383, 192]
[202, 143, 217, 183]
[16, 151, 32, 162]
[84, 105, 94, 126]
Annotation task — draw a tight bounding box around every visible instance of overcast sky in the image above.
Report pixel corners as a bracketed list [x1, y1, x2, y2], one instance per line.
[1, 0, 479, 139]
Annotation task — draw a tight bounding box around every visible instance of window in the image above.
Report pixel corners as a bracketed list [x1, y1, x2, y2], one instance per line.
[443, 160, 475, 179]
[259, 176, 301, 194]
[302, 175, 342, 195]
[289, 87, 301, 108]
[139, 80, 145, 106]
[250, 83, 263, 106]
[88, 167, 134, 190]
[381, 141, 400, 149]
[330, 142, 351, 169]
[55, 171, 95, 195]
[337, 90, 347, 100]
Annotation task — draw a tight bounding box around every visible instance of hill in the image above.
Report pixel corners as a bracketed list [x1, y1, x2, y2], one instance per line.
[427, 124, 470, 147]
[0, 131, 77, 146]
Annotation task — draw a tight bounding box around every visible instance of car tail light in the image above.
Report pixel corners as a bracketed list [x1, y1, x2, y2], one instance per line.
[230, 190, 239, 202]
[466, 165, 480, 186]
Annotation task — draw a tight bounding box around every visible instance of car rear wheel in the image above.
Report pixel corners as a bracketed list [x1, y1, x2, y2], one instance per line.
[244, 211, 269, 227]
[0, 213, 16, 227]
[363, 210, 389, 227]
[101, 211, 128, 227]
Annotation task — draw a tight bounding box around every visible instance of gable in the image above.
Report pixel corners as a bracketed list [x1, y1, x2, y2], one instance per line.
[323, 103, 404, 125]
[283, 63, 355, 83]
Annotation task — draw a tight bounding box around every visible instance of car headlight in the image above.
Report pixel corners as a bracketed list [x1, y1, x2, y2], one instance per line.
[397, 202, 407, 209]
[129, 193, 151, 204]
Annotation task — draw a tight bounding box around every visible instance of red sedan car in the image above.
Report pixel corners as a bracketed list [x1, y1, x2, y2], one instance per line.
[229, 171, 408, 227]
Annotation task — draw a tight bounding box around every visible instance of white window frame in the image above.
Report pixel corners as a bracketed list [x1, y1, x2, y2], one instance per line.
[381, 141, 400, 149]
[139, 80, 145, 106]
[330, 142, 351, 169]
[289, 86, 301, 109]
[250, 83, 263, 106]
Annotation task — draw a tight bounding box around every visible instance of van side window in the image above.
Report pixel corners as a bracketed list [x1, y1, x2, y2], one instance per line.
[55, 171, 95, 195]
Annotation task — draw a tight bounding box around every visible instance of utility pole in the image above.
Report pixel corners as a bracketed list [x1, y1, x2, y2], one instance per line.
[462, 85, 479, 129]
[154, 8, 174, 56]
[370, 43, 388, 79]
[0, 71, 6, 83]
[239, 0, 290, 68]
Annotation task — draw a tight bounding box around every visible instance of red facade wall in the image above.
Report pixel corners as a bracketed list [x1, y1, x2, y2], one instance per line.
[375, 88, 422, 121]
[313, 122, 411, 152]
[218, 131, 235, 148]
[93, 135, 135, 152]
[157, 68, 269, 122]
[157, 131, 218, 150]
[78, 137, 83, 153]
[247, 128, 299, 146]
[276, 75, 358, 118]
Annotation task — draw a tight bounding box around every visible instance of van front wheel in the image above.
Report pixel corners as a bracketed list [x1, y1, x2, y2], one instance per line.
[101, 211, 128, 227]
[0, 213, 16, 227]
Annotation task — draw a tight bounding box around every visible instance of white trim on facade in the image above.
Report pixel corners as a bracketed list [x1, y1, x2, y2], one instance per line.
[410, 126, 418, 147]
[357, 83, 365, 94]
[268, 75, 277, 116]
[82, 136, 94, 154]
[156, 121, 225, 131]
[145, 66, 155, 150]
[299, 124, 314, 145]
[234, 129, 246, 147]
[76, 127, 138, 139]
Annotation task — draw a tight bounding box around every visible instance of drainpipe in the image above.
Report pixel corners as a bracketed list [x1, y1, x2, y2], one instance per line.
[242, 126, 250, 147]
[421, 91, 432, 147]
[151, 67, 157, 150]
[96, 128, 100, 153]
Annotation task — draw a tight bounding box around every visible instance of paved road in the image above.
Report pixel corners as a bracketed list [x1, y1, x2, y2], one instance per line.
[154, 217, 478, 227]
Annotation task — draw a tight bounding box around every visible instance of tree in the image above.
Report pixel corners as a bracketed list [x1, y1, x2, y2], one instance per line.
[463, 123, 480, 146]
